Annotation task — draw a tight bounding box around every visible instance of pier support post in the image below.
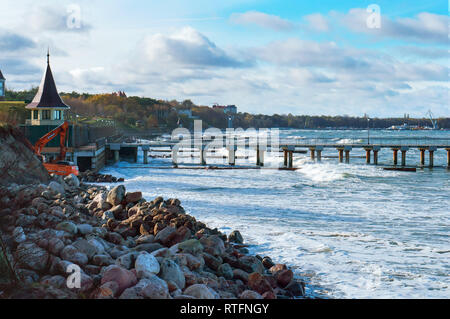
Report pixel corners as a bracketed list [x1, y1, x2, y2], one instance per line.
[337, 148, 344, 163]
[114, 150, 119, 163]
[401, 147, 409, 167]
[143, 150, 148, 164]
[392, 148, 399, 166]
[372, 146, 380, 165]
[283, 150, 288, 167]
[365, 148, 371, 164]
[447, 148, 450, 168]
[171, 146, 179, 167]
[429, 147, 436, 168]
[316, 146, 323, 162]
[256, 145, 266, 166]
[309, 148, 316, 161]
[142, 145, 150, 165]
[345, 150, 350, 163]
[419, 148, 426, 166]
[227, 145, 237, 166]
[200, 146, 206, 166]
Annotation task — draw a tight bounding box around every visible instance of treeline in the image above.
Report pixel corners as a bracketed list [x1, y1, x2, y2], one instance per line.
[2, 88, 449, 129]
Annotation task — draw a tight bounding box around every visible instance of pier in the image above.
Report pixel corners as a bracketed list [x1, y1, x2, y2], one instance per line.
[105, 136, 450, 170]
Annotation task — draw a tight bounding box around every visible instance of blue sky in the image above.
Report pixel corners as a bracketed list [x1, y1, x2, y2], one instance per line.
[0, 0, 448, 117]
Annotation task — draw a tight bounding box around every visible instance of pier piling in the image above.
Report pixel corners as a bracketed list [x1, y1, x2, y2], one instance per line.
[447, 148, 450, 168]
[420, 148, 426, 166]
[392, 148, 399, 166]
[429, 147, 436, 168]
[401, 147, 409, 167]
[316, 146, 323, 162]
[365, 148, 371, 164]
[337, 148, 344, 163]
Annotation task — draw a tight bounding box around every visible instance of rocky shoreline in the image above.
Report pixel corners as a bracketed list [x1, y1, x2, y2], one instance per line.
[0, 174, 306, 299]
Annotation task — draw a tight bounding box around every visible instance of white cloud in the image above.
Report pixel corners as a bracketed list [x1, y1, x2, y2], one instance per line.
[29, 5, 92, 33]
[230, 11, 295, 31]
[304, 13, 330, 32]
[339, 9, 449, 44]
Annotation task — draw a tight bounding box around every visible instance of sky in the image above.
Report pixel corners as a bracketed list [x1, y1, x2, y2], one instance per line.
[0, 0, 449, 117]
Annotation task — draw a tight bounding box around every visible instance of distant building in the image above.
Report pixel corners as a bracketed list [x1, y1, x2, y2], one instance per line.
[0, 69, 5, 101]
[25, 51, 70, 126]
[212, 104, 237, 115]
[113, 91, 127, 98]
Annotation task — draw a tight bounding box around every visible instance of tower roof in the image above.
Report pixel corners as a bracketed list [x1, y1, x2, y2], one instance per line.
[0, 69, 5, 80]
[26, 51, 70, 109]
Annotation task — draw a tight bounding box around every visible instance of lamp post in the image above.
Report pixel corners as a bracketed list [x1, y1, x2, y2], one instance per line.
[367, 118, 371, 145]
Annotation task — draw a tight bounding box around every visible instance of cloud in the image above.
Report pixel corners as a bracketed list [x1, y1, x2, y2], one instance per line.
[230, 11, 295, 31]
[29, 5, 92, 33]
[339, 9, 449, 44]
[0, 58, 40, 75]
[304, 13, 330, 32]
[0, 31, 36, 51]
[135, 27, 251, 69]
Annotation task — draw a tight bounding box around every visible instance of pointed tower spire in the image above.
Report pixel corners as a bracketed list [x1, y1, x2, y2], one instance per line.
[26, 51, 70, 109]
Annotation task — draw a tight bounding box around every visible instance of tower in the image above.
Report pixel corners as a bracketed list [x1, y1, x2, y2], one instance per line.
[0, 69, 5, 101]
[26, 50, 70, 125]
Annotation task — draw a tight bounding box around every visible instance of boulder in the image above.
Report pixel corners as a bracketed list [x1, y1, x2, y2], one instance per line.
[92, 254, 115, 266]
[101, 265, 138, 295]
[55, 221, 78, 235]
[200, 235, 225, 256]
[239, 255, 265, 274]
[125, 191, 142, 204]
[135, 252, 160, 279]
[275, 269, 294, 288]
[72, 238, 101, 259]
[107, 185, 126, 206]
[228, 230, 244, 244]
[116, 252, 139, 269]
[13, 227, 26, 244]
[240, 290, 263, 299]
[64, 174, 80, 188]
[77, 224, 94, 235]
[15, 242, 49, 272]
[178, 239, 203, 255]
[159, 259, 185, 290]
[60, 245, 89, 266]
[48, 181, 65, 195]
[232, 269, 249, 283]
[48, 238, 65, 255]
[248, 272, 273, 295]
[218, 263, 234, 280]
[140, 275, 171, 299]
[202, 253, 222, 271]
[154, 225, 176, 246]
[183, 284, 216, 299]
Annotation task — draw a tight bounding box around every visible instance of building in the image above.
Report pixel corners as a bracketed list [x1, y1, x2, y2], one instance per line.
[212, 104, 237, 115]
[0, 69, 5, 101]
[20, 51, 115, 172]
[25, 51, 70, 126]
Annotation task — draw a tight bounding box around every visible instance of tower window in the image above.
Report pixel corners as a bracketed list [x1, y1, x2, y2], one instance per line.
[42, 110, 51, 120]
[33, 110, 38, 119]
[54, 110, 62, 120]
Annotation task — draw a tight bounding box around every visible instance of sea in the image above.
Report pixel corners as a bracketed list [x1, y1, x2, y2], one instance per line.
[100, 129, 450, 299]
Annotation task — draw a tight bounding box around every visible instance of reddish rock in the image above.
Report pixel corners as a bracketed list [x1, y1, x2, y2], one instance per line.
[240, 290, 263, 299]
[262, 290, 277, 299]
[269, 264, 287, 274]
[170, 226, 191, 245]
[125, 192, 142, 204]
[248, 272, 273, 295]
[275, 269, 294, 288]
[101, 265, 138, 295]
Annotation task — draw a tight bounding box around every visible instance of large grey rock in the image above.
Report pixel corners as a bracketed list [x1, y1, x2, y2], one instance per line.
[183, 284, 216, 299]
[64, 174, 79, 188]
[60, 245, 88, 266]
[135, 252, 160, 279]
[48, 181, 65, 195]
[140, 275, 170, 299]
[107, 185, 126, 206]
[159, 259, 185, 289]
[228, 230, 244, 244]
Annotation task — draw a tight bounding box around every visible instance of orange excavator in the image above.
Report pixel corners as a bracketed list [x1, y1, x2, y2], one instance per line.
[34, 121, 79, 176]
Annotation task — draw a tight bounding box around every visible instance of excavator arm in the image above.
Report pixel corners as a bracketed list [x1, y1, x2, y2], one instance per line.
[34, 121, 69, 162]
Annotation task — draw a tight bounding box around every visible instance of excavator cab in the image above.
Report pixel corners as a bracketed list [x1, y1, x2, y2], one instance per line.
[34, 121, 79, 176]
